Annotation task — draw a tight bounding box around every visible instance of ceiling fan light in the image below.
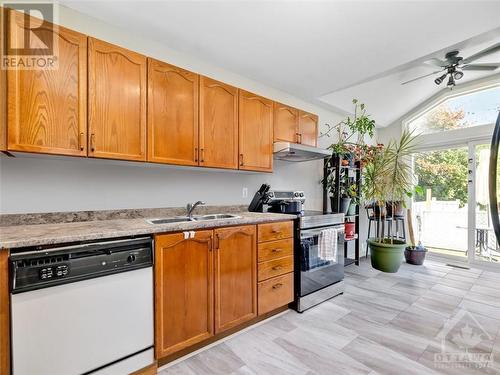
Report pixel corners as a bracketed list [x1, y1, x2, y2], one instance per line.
[434, 73, 447, 85]
[447, 75, 455, 87]
[453, 70, 464, 80]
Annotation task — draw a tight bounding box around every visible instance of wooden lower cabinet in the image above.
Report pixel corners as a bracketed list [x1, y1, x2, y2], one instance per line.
[154, 230, 214, 358]
[155, 222, 292, 360]
[214, 225, 257, 333]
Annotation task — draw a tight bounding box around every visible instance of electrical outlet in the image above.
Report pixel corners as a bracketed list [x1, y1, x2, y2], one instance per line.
[242, 187, 248, 198]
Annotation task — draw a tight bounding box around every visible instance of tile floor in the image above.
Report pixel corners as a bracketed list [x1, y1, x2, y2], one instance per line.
[159, 258, 500, 374]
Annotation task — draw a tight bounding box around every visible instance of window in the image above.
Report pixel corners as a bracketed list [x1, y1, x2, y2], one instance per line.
[408, 86, 500, 135]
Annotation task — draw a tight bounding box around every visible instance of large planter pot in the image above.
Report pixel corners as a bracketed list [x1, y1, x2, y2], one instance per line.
[404, 246, 427, 265]
[368, 238, 406, 273]
[340, 198, 352, 215]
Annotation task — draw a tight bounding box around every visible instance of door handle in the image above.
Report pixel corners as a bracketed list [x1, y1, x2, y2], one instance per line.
[79, 132, 85, 151]
[194, 148, 198, 162]
[239, 154, 244, 166]
[200, 148, 205, 163]
[296, 133, 302, 144]
[90, 134, 96, 152]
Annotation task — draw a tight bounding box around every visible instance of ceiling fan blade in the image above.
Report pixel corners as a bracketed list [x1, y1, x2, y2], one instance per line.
[463, 43, 500, 64]
[424, 58, 448, 67]
[401, 70, 443, 85]
[462, 63, 500, 71]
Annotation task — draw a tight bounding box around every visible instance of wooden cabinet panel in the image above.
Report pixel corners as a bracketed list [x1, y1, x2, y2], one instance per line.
[0, 7, 6, 151]
[238, 90, 273, 172]
[258, 273, 294, 315]
[88, 37, 146, 161]
[298, 110, 318, 147]
[273, 102, 298, 143]
[258, 238, 294, 262]
[7, 10, 87, 156]
[258, 221, 294, 243]
[148, 59, 199, 166]
[0, 250, 9, 375]
[155, 231, 214, 358]
[258, 256, 294, 281]
[214, 225, 257, 333]
[199, 76, 238, 169]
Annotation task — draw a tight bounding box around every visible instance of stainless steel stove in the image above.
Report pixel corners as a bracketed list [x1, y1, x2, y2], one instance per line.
[248, 185, 345, 312]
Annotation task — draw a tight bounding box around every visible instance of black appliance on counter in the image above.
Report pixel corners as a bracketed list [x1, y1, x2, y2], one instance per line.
[249, 184, 345, 312]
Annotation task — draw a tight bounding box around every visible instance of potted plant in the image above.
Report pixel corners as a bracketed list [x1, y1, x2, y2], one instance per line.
[404, 207, 428, 265]
[346, 183, 359, 216]
[322, 99, 376, 164]
[362, 129, 420, 273]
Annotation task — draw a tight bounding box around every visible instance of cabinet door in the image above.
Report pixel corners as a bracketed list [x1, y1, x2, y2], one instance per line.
[148, 59, 199, 166]
[7, 10, 87, 156]
[155, 231, 214, 358]
[214, 225, 257, 333]
[88, 38, 146, 161]
[238, 90, 273, 172]
[298, 110, 318, 147]
[199, 76, 238, 169]
[273, 102, 298, 143]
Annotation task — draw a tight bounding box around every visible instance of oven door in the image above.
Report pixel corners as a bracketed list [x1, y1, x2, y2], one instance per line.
[299, 226, 344, 297]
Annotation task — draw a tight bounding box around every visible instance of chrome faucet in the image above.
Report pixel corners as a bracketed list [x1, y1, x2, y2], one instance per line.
[186, 201, 205, 220]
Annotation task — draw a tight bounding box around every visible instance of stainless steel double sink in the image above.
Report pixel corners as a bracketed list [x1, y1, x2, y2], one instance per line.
[146, 214, 240, 225]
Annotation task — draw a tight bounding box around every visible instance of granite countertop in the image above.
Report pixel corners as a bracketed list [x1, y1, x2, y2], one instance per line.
[0, 211, 296, 249]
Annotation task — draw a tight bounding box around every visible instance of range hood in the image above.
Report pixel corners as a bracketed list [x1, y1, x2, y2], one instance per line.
[273, 142, 331, 162]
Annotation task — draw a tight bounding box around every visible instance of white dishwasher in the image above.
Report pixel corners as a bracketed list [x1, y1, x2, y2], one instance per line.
[10, 237, 155, 375]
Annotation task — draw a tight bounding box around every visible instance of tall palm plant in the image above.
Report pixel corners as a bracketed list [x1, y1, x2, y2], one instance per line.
[363, 129, 420, 243]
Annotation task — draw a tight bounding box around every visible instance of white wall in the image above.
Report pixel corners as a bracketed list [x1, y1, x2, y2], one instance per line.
[0, 5, 345, 214]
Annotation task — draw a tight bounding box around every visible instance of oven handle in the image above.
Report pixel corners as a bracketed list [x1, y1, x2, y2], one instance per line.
[301, 226, 345, 238]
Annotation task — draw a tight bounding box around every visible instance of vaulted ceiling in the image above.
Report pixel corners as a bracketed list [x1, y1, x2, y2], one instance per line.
[63, 1, 500, 127]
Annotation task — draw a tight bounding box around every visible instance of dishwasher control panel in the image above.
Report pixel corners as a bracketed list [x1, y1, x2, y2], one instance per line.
[10, 237, 153, 293]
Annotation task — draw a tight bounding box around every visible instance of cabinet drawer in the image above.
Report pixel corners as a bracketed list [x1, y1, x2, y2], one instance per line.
[258, 221, 293, 242]
[258, 273, 293, 315]
[258, 256, 293, 281]
[258, 238, 293, 262]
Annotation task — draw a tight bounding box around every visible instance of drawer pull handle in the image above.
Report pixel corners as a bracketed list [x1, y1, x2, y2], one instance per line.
[272, 248, 282, 253]
[272, 265, 283, 271]
[272, 283, 283, 289]
[272, 230, 282, 235]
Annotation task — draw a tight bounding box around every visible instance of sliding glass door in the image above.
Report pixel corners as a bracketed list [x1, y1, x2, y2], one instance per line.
[412, 142, 499, 266]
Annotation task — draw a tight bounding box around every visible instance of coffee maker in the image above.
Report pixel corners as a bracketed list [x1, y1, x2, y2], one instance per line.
[248, 184, 305, 214]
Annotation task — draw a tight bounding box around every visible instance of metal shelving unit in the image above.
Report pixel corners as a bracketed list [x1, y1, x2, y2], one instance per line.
[322, 154, 361, 266]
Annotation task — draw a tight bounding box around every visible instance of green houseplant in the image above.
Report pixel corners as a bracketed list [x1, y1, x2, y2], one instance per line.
[362, 129, 420, 272]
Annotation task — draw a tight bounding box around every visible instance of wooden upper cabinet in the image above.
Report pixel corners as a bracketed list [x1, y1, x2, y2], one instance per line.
[199, 76, 238, 169]
[155, 230, 214, 358]
[238, 90, 273, 172]
[214, 225, 257, 333]
[6, 10, 87, 156]
[148, 59, 199, 166]
[273, 102, 299, 143]
[298, 110, 318, 147]
[88, 37, 146, 161]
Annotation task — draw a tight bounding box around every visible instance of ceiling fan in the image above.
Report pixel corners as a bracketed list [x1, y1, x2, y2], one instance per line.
[402, 43, 500, 87]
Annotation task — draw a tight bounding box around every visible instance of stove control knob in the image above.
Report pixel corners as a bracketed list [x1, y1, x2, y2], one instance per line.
[127, 254, 136, 263]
